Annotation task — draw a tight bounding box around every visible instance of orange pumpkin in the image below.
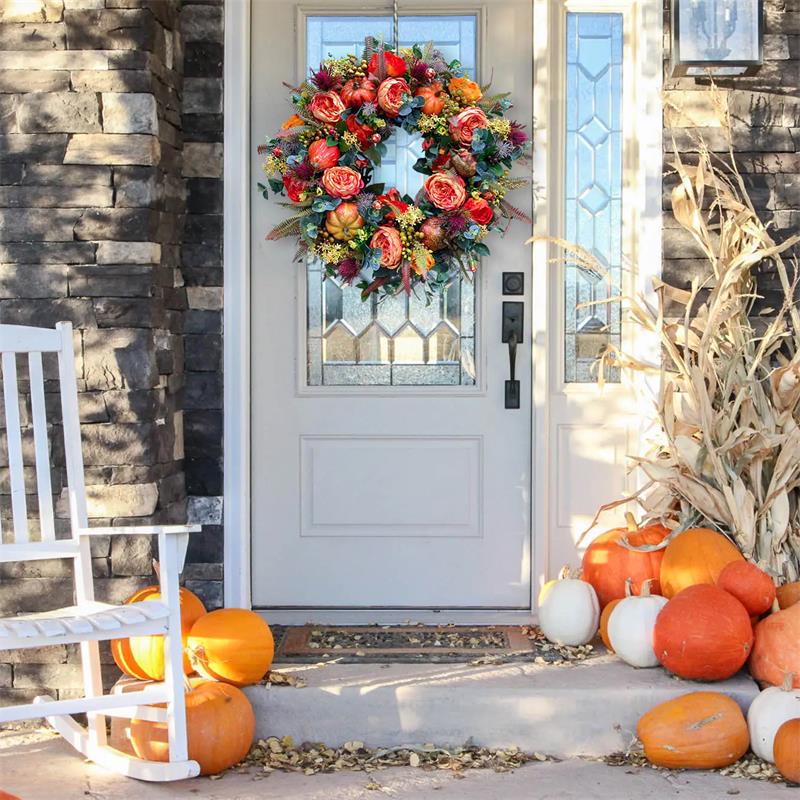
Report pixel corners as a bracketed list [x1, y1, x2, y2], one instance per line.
[659, 527, 744, 598]
[653, 584, 753, 681]
[637, 691, 749, 769]
[325, 201, 364, 241]
[599, 598, 622, 652]
[749, 601, 800, 688]
[414, 81, 446, 116]
[717, 560, 776, 617]
[130, 678, 255, 776]
[581, 513, 670, 608]
[111, 586, 206, 681]
[341, 77, 377, 108]
[187, 609, 275, 687]
[0, 792, 22, 800]
[774, 718, 800, 783]
[777, 581, 800, 610]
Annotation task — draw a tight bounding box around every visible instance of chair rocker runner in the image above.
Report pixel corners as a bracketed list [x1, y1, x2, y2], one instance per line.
[0, 322, 201, 782]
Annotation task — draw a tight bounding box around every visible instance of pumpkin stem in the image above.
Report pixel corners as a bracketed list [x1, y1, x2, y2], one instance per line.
[624, 577, 634, 598]
[640, 578, 654, 598]
[183, 675, 193, 693]
[558, 565, 572, 581]
[152, 559, 161, 582]
[624, 512, 638, 532]
[782, 672, 794, 692]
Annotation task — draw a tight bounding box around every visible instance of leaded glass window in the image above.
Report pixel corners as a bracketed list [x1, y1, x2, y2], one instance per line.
[305, 15, 478, 387]
[564, 13, 623, 383]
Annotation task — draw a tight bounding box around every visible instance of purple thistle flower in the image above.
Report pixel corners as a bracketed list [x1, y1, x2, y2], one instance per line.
[410, 61, 430, 82]
[361, 101, 378, 117]
[311, 67, 338, 91]
[509, 122, 529, 148]
[355, 193, 376, 217]
[444, 213, 469, 236]
[496, 140, 515, 159]
[293, 160, 314, 180]
[337, 257, 361, 284]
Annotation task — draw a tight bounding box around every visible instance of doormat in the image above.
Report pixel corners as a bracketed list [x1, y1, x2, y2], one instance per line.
[273, 625, 602, 664]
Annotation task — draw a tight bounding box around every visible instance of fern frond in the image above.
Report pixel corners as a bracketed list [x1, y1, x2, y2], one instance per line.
[499, 199, 533, 225]
[266, 210, 312, 241]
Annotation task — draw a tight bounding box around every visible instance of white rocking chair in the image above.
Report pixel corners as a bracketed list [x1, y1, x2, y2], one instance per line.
[0, 322, 201, 781]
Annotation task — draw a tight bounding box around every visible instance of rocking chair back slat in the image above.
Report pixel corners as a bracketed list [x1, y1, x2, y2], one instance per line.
[29, 351, 56, 541]
[2, 351, 29, 543]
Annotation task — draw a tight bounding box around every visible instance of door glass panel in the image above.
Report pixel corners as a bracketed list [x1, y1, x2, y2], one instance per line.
[564, 12, 623, 383]
[305, 15, 478, 387]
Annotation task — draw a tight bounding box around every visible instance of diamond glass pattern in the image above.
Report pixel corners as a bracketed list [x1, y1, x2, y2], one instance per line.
[565, 13, 623, 383]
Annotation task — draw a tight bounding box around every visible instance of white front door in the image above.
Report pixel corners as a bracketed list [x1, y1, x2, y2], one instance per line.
[249, 2, 535, 609]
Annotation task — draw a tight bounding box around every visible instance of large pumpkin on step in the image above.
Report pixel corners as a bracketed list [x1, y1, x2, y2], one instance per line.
[187, 608, 275, 687]
[749, 602, 800, 688]
[111, 585, 206, 681]
[653, 584, 753, 680]
[581, 514, 670, 608]
[717, 560, 776, 617]
[659, 527, 744, 598]
[637, 691, 749, 769]
[130, 678, 255, 776]
[774, 719, 800, 784]
[777, 581, 800, 610]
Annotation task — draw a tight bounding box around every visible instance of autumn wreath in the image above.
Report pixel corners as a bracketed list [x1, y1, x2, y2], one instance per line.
[259, 40, 530, 300]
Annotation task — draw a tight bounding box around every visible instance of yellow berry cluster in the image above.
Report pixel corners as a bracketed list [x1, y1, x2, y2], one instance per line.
[263, 155, 287, 176]
[488, 118, 511, 138]
[318, 241, 348, 263]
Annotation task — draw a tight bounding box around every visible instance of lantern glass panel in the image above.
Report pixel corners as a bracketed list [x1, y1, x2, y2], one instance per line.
[677, 0, 760, 66]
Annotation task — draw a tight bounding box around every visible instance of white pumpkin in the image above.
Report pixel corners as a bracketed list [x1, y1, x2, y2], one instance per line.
[607, 579, 668, 668]
[747, 673, 800, 762]
[538, 567, 599, 646]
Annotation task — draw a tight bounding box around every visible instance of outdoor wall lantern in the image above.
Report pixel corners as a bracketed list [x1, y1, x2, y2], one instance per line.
[671, 0, 763, 77]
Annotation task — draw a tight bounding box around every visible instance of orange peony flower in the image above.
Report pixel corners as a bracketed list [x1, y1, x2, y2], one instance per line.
[281, 113, 304, 129]
[309, 91, 345, 124]
[448, 106, 488, 146]
[377, 78, 411, 117]
[370, 225, 403, 268]
[424, 172, 466, 211]
[448, 76, 482, 103]
[320, 166, 364, 199]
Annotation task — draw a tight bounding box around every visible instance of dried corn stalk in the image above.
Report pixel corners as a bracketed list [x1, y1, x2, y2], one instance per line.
[532, 139, 800, 583]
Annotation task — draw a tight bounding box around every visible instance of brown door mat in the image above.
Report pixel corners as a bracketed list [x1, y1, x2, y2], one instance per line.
[273, 625, 601, 664]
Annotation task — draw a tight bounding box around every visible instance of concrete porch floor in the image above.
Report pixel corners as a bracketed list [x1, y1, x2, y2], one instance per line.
[244, 655, 759, 757]
[0, 729, 794, 800]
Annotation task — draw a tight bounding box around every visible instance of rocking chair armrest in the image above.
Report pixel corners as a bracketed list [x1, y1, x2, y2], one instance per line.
[76, 525, 202, 537]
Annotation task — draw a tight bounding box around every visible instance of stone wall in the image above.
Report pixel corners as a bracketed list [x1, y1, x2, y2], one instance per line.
[663, 0, 800, 301]
[180, 0, 224, 609]
[0, 0, 198, 704]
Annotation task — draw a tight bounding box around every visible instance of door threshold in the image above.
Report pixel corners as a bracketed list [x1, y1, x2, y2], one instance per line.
[254, 608, 538, 626]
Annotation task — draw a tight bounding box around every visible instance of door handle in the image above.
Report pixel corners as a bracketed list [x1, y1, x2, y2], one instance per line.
[502, 301, 523, 409]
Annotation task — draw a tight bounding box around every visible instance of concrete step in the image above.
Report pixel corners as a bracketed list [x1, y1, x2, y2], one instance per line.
[244, 654, 759, 758]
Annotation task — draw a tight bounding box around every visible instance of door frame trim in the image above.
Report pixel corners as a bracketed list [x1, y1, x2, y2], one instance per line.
[223, 0, 252, 608]
[223, 0, 663, 614]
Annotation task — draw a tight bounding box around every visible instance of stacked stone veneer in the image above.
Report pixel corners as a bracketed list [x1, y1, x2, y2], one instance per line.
[663, 0, 800, 300]
[0, 0, 202, 705]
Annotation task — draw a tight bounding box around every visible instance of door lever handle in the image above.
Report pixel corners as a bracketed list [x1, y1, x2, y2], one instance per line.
[506, 331, 520, 409]
[502, 301, 523, 409]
